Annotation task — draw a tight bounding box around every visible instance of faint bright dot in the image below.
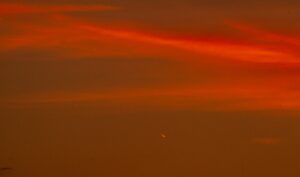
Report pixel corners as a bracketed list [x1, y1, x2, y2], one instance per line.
[160, 133, 167, 139]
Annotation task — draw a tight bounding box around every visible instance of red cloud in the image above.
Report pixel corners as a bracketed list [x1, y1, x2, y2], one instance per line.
[2, 16, 300, 64]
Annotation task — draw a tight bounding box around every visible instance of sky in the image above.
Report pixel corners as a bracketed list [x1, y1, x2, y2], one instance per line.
[1, 0, 300, 177]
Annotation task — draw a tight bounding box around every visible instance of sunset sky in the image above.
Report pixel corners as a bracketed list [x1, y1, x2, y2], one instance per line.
[1, 0, 300, 177]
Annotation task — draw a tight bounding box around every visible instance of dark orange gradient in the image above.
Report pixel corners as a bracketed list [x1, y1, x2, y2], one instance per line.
[0, 3, 119, 15]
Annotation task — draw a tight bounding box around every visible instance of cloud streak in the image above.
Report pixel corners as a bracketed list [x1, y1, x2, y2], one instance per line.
[3, 83, 300, 110]
[252, 138, 281, 145]
[226, 20, 300, 47]
[80, 24, 300, 63]
[2, 15, 300, 64]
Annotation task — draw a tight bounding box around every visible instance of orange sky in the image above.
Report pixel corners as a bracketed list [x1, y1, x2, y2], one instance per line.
[1, 1, 300, 177]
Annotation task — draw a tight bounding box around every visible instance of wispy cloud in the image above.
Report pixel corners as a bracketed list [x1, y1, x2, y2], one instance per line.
[226, 20, 300, 47]
[2, 15, 300, 64]
[3, 83, 300, 110]
[252, 138, 281, 145]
